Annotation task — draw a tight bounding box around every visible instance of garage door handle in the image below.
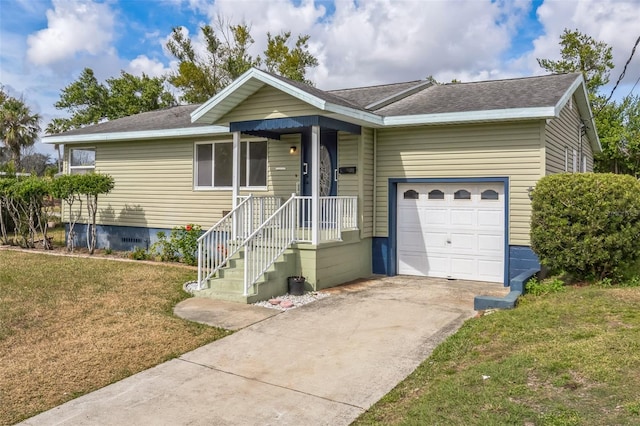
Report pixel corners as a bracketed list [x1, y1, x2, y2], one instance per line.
[447, 239, 451, 244]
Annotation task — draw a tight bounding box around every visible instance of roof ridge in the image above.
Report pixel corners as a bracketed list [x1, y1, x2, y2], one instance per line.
[440, 72, 581, 86]
[365, 80, 434, 111]
[328, 80, 425, 93]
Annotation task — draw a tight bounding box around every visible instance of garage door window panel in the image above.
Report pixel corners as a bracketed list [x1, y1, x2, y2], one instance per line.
[428, 189, 444, 200]
[481, 189, 499, 200]
[454, 189, 471, 200]
[403, 189, 419, 200]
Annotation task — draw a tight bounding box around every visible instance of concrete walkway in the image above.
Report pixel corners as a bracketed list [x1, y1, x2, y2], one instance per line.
[21, 276, 508, 426]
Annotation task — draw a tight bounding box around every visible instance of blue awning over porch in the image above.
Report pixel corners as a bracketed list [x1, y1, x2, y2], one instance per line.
[229, 115, 361, 140]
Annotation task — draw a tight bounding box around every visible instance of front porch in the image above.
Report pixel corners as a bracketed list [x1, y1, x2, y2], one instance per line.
[195, 194, 366, 303]
[194, 106, 369, 302]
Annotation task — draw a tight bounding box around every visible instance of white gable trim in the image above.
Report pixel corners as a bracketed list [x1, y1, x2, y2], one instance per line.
[191, 69, 325, 124]
[552, 74, 601, 152]
[43, 125, 229, 144]
[190, 68, 383, 126]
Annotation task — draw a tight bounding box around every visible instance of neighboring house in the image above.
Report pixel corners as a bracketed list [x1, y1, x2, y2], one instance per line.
[44, 68, 600, 303]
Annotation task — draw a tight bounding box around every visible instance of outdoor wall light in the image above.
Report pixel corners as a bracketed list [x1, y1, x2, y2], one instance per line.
[527, 186, 534, 200]
[289, 146, 297, 155]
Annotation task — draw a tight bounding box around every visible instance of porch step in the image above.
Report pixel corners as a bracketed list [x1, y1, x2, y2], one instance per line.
[194, 249, 298, 303]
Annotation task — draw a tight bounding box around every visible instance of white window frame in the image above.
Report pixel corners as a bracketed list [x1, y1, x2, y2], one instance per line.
[564, 146, 569, 172]
[194, 140, 268, 190]
[582, 154, 587, 172]
[68, 147, 96, 174]
[572, 149, 578, 172]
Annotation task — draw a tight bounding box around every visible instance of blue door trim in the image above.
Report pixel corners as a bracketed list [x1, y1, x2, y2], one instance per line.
[388, 177, 510, 286]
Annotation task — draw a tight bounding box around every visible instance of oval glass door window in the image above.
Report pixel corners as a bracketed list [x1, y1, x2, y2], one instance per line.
[319, 145, 332, 196]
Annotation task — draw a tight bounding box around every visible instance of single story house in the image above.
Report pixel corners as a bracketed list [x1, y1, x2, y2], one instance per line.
[44, 68, 600, 303]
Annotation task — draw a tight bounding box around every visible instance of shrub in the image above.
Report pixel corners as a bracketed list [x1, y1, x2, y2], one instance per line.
[525, 277, 566, 296]
[129, 246, 150, 261]
[151, 224, 202, 266]
[531, 173, 640, 282]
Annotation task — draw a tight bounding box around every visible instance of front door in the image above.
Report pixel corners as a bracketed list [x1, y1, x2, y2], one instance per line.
[301, 129, 337, 197]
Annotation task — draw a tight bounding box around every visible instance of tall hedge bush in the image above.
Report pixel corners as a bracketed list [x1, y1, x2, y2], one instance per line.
[531, 173, 640, 281]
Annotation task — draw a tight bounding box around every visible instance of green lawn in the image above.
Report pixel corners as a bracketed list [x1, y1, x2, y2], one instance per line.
[354, 285, 640, 425]
[0, 250, 229, 425]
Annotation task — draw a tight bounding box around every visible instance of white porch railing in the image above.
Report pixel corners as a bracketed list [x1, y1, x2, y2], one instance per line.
[243, 194, 298, 295]
[294, 196, 358, 242]
[197, 194, 358, 293]
[196, 195, 281, 290]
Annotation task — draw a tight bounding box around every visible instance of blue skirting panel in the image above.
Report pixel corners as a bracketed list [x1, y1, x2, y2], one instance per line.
[65, 223, 172, 252]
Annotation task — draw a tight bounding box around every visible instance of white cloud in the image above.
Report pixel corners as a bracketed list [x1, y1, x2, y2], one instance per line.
[127, 55, 171, 78]
[179, 0, 531, 89]
[520, 0, 640, 98]
[26, 0, 116, 65]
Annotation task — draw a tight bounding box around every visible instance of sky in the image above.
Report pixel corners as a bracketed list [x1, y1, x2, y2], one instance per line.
[1, 0, 640, 157]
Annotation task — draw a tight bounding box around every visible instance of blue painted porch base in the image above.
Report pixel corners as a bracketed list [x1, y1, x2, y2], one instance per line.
[371, 237, 541, 284]
[372, 237, 389, 275]
[65, 223, 172, 252]
[509, 246, 541, 280]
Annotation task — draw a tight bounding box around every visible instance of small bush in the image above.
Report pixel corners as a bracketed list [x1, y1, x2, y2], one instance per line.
[621, 276, 640, 288]
[129, 246, 150, 261]
[151, 224, 201, 266]
[525, 277, 566, 296]
[531, 173, 640, 282]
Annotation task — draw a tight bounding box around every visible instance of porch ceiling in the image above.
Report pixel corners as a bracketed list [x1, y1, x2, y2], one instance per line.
[229, 115, 362, 140]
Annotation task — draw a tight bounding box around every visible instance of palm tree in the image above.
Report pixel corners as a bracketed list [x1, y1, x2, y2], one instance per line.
[0, 95, 41, 169]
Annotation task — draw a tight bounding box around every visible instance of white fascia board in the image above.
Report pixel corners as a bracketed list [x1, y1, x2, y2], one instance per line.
[324, 103, 384, 126]
[42, 125, 230, 144]
[554, 75, 602, 152]
[190, 71, 258, 123]
[254, 72, 327, 110]
[553, 75, 583, 115]
[191, 68, 329, 124]
[383, 107, 556, 126]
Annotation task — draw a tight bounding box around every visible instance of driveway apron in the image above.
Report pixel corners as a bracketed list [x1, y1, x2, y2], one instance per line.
[21, 276, 508, 426]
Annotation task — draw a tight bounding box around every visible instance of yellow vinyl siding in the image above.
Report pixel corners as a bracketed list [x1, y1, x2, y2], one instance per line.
[271, 133, 301, 196]
[375, 122, 543, 246]
[545, 96, 595, 174]
[337, 132, 358, 196]
[218, 85, 322, 125]
[337, 129, 374, 238]
[361, 128, 375, 238]
[69, 135, 299, 229]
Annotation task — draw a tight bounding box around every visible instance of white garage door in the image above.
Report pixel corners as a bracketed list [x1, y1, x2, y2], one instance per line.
[397, 182, 504, 283]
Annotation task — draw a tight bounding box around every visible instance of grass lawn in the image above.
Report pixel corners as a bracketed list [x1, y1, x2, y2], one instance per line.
[354, 285, 640, 425]
[0, 250, 229, 425]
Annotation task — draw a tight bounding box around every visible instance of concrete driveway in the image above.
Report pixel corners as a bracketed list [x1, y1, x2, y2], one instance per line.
[21, 276, 508, 426]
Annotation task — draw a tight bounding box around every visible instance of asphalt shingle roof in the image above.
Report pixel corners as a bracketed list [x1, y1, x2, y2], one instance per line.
[47, 71, 582, 138]
[328, 80, 424, 109]
[54, 104, 207, 137]
[373, 73, 581, 116]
